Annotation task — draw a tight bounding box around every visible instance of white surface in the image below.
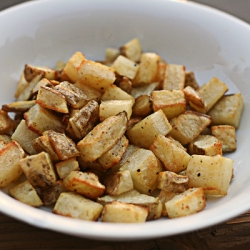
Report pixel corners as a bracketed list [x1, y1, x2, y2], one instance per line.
[0, 0, 250, 241]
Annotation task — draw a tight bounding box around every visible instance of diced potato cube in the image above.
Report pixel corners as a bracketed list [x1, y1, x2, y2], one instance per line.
[101, 84, 135, 103]
[190, 77, 228, 113]
[152, 90, 186, 119]
[66, 100, 99, 141]
[99, 100, 133, 121]
[9, 180, 43, 207]
[54, 81, 88, 109]
[97, 136, 129, 170]
[24, 64, 57, 82]
[77, 111, 128, 162]
[127, 109, 172, 149]
[120, 38, 142, 62]
[112, 55, 139, 79]
[62, 51, 86, 82]
[0, 141, 25, 188]
[32, 134, 60, 162]
[186, 155, 234, 195]
[77, 59, 116, 92]
[19, 152, 57, 189]
[132, 53, 160, 86]
[103, 170, 134, 196]
[165, 187, 206, 218]
[101, 201, 148, 223]
[150, 134, 191, 173]
[53, 192, 103, 221]
[24, 104, 64, 135]
[188, 135, 222, 156]
[168, 111, 212, 145]
[63, 171, 105, 199]
[157, 171, 189, 193]
[11, 119, 39, 155]
[98, 189, 162, 220]
[36, 86, 68, 113]
[162, 64, 185, 90]
[208, 93, 244, 129]
[211, 125, 236, 152]
[120, 148, 163, 195]
[55, 157, 80, 179]
[183, 86, 205, 109]
[45, 130, 80, 160]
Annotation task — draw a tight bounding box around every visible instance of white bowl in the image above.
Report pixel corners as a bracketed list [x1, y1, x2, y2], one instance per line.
[0, 0, 250, 241]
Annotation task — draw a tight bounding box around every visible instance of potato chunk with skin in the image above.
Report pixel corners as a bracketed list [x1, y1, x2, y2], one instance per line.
[163, 64, 185, 90]
[101, 201, 148, 223]
[2, 100, 36, 113]
[53, 192, 103, 221]
[66, 100, 99, 141]
[9, 180, 43, 207]
[188, 135, 222, 156]
[127, 109, 172, 149]
[189, 77, 229, 113]
[186, 155, 234, 195]
[120, 148, 163, 195]
[168, 111, 212, 145]
[54, 81, 88, 109]
[103, 170, 134, 196]
[45, 130, 80, 160]
[36, 86, 69, 113]
[165, 187, 206, 218]
[77, 111, 128, 162]
[98, 189, 162, 220]
[0, 110, 16, 135]
[24, 104, 65, 135]
[55, 157, 80, 179]
[211, 125, 236, 153]
[63, 171, 105, 199]
[184, 71, 199, 90]
[78, 59, 116, 92]
[157, 190, 177, 217]
[97, 135, 129, 170]
[0, 141, 25, 188]
[208, 93, 244, 129]
[19, 152, 57, 189]
[157, 171, 189, 193]
[150, 134, 191, 173]
[24, 64, 57, 82]
[132, 95, 153, 117]
[152, 90, 186, 119]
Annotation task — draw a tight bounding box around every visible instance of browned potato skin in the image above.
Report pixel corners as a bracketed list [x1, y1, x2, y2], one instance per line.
[77, 111, 128, 162]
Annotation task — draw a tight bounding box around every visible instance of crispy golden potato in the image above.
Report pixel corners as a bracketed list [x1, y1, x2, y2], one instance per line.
[55, 157, 80, 179]
[132, 95, 153, 118]
[163, 64, 185, 90]
[120, 38, 142, 62]
[77, 111, 128, 162]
